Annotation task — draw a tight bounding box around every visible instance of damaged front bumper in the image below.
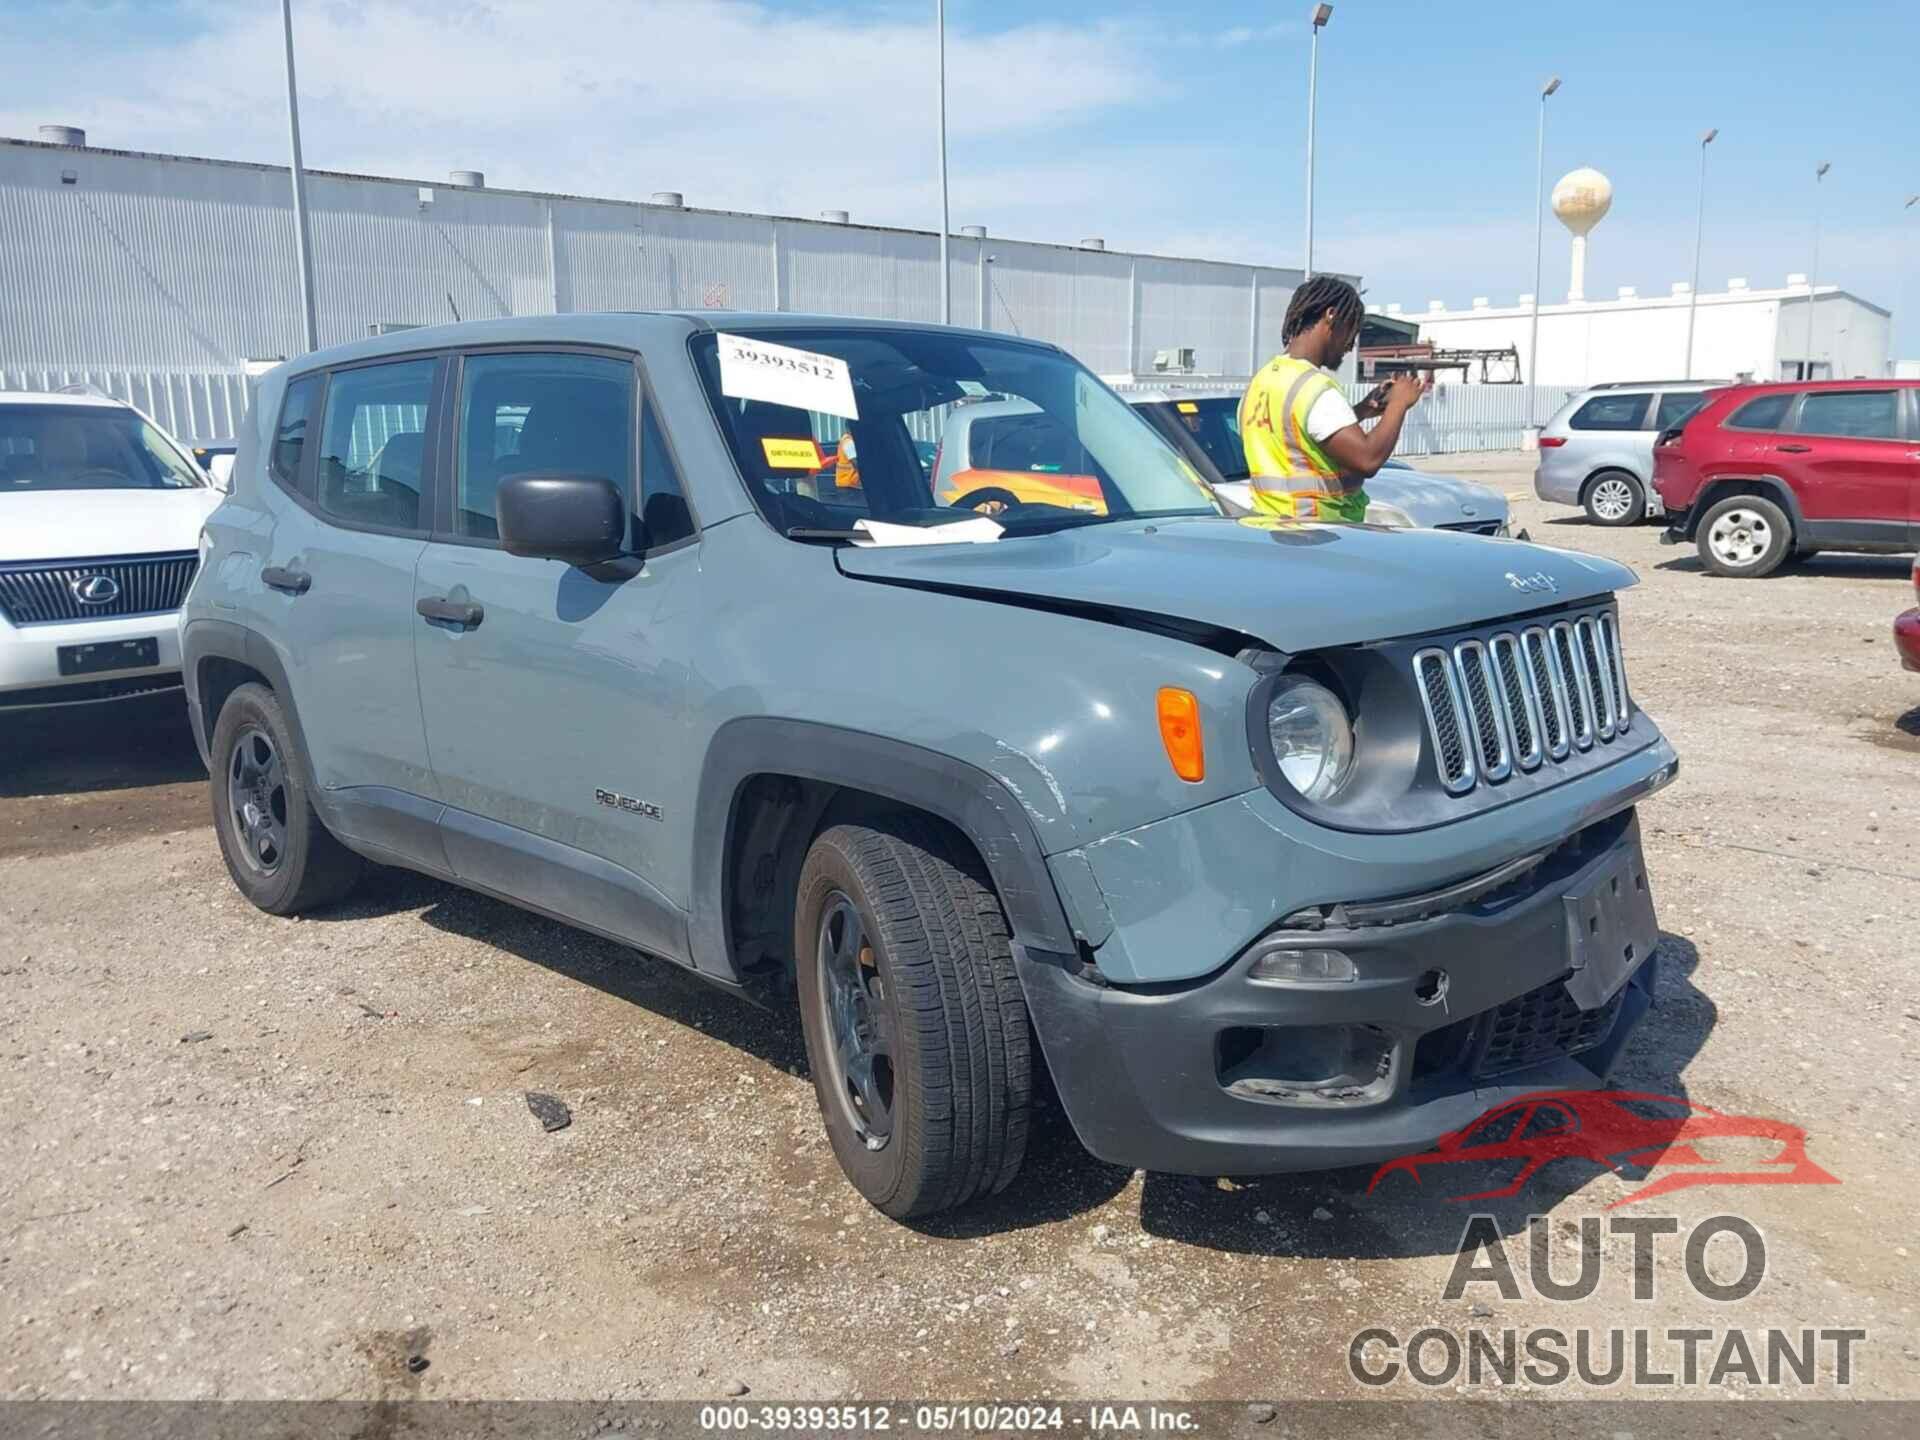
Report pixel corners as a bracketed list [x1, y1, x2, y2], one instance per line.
[1021, 810, 1664, 1177]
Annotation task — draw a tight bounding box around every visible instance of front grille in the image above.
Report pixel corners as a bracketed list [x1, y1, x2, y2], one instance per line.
[1414, 608, 1631, 796]
[1471, 977, 1625, 1079]
[0, 552, 198, 625]
[1439, 520, 1503, 536]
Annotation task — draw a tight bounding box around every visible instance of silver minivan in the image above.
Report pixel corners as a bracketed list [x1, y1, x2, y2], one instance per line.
[1535, 381, 1719, 526]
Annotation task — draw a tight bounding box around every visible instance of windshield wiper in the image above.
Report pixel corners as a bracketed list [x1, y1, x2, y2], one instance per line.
[785, 527, 866, 543]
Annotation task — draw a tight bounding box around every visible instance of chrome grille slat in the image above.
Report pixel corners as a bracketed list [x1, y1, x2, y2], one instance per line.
[0, 553, 199, 625]
[1523, 626, 1572, 760]
[1551, 621, 1595, 749]
[1413, 610, 1633, 797]
[1414, 648, 1476, 794]
[1600, 612, 1630, 731]
[1452, 640, 1513, 782]
[1489, 633, 1543, 770]
[1576, 617, 1616, 740]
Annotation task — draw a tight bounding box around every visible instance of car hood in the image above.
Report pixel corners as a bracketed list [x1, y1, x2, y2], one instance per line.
[835, 517, 1633, 652]
[0, 488, 219, 562]
[1368, 469, 1509, 527]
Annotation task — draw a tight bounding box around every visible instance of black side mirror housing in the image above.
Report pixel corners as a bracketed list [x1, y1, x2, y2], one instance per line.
[497, 473, 626, 567]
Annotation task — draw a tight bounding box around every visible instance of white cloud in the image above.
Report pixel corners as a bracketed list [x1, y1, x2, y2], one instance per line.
[0, 0, 1162, 230]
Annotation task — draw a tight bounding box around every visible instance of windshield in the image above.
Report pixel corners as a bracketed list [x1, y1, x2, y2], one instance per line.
[691, 329, 1219, 539]
[0, 404, 205, 493]
[1132, 396, 1249, 482]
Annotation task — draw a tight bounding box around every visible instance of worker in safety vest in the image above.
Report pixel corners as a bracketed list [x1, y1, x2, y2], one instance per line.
[1240, 275, 1424, 522]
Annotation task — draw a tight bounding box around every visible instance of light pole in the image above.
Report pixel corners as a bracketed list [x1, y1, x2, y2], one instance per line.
[1303, 4, 1332, 278]
[1683, 127, 1717, 379]
[936, 0, 951, 325]
[1900, 195, 1918, 375]
[1805, 160, 1830, 377]
[1526, 75, 1560, 428]
[280, 0, 319, 353]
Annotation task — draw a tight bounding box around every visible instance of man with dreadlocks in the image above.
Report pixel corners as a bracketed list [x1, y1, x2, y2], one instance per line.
[1239, 275, 1424, 522]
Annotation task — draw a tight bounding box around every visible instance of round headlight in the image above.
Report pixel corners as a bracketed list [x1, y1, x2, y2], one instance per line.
[1266, 677, 1355, 802]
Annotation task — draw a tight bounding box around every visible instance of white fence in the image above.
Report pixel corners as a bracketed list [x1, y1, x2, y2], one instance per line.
[1343, 382, 1575, 457]
[0, 365, 251, 447]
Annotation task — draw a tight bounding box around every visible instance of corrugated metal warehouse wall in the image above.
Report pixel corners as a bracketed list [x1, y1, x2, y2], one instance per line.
[0, 135, 1336, 442]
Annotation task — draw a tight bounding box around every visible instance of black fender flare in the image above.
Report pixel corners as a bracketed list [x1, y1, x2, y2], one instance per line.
[1684, 475, 1803, 540]
[180, 618, 308, 773]
[689, 717, 1081, 980]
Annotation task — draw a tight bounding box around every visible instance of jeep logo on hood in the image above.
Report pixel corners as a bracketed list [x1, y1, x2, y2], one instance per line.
[1505, 570, 1559, 596]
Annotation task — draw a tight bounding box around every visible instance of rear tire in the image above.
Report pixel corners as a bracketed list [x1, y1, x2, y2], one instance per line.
[1696, 494, 1792, 578]
[210, 682, 362, 914]
[794, 814, 1031, 1219]
[1583, 471, 1646, 527]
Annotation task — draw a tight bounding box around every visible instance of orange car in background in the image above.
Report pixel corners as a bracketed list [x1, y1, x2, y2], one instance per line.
[930, 399, 1109, 515]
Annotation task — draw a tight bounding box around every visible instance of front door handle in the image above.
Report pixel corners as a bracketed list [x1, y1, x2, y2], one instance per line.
[1776, 443, 1812, 453]
[261, 565, 311, 595]
[416, 595, 484, 628]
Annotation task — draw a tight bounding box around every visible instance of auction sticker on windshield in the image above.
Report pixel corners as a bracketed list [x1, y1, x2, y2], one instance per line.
[717, 332, 859, 420]
[760, 437, 825, 470]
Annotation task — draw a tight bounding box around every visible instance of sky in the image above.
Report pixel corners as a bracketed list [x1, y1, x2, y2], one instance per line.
[3, 0, 1918, 356]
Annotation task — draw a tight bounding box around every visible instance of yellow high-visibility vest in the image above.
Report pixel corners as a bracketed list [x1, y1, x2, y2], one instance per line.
[1239, 355, 1368, 522]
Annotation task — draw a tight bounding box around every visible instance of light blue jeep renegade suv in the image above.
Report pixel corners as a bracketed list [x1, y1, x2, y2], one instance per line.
[182, 314, 1678, 1219]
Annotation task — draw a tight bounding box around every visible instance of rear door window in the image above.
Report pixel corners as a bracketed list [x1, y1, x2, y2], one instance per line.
[1792, 389, 1902, 440]
[315, 359, 436, 532]
[1569, 393, 1653, 431]
[1725, 394, 1791, 432]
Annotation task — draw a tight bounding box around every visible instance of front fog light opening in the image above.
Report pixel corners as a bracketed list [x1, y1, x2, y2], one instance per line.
[1218, 1024, 1395, 1104]
[1249, 946, 1356, 985]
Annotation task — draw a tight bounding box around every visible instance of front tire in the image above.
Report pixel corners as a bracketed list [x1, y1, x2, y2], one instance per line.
[210, 682, 362, 914]
[1696, 494, 1792, 578]
[794, 815, 1031, 1219]
[1583, 471, 1646, 527]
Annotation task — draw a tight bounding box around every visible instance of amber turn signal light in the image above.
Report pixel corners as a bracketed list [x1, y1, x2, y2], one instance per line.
[1157, 687, 1205, 782]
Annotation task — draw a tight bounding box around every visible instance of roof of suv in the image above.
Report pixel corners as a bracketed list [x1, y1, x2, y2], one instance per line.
[277, 310, 1052, 378]
[0, 389, 128, 409]
[1711, 377, 1918, 394]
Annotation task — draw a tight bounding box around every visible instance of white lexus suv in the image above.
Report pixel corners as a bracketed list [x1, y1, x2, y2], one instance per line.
[1, 390, 221, 709]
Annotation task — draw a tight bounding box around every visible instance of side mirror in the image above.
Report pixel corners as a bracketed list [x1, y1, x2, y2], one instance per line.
[497, 473, 625, 567]
[207, 455, 235, 493]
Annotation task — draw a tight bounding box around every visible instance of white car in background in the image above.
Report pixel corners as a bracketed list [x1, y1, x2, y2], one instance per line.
[1, 390, 220, 709]
[1123, 385, 1512, 534]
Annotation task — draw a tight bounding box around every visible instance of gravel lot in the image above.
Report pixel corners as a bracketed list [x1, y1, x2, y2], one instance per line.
[3, 455, 1917, 1407]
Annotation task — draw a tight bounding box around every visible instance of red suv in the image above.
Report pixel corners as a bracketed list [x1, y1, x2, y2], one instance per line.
[1654, 379, 1919, 577]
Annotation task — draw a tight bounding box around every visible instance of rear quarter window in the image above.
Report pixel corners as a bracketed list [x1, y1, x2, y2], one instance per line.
[1725, 393, 1791, 432]
[1569, 393, 1652, 431]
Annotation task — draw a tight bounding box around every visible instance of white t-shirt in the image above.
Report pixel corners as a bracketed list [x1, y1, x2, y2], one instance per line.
[1303, 372, 1360, 445]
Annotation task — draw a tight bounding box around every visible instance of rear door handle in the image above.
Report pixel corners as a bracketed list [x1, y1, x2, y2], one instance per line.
[261, 565, 311, 594]
[416, 595, 484, 628]
[1776, 443, 1812, 453]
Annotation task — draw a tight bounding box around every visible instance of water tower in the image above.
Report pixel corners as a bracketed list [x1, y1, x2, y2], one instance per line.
[1551, 167, 1613, 302]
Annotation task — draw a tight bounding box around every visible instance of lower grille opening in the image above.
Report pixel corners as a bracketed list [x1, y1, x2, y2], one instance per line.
[1219, 1024, 1396, 1105]
[1414, 975, 1627, 1085]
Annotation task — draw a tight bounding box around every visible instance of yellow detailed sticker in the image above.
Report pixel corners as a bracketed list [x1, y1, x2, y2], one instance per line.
[1176, 401, 1200, 414]
[761, 436, 825, 470]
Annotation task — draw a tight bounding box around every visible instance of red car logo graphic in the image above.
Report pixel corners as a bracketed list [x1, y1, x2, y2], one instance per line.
[1367, 1090, 1839, 1208]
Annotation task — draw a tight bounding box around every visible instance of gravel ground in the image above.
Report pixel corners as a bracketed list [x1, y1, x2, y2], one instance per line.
[3, 456, 1917, 1407]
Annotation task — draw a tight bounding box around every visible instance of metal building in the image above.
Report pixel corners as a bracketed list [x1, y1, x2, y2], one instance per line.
[1, 129, 1344, 444]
